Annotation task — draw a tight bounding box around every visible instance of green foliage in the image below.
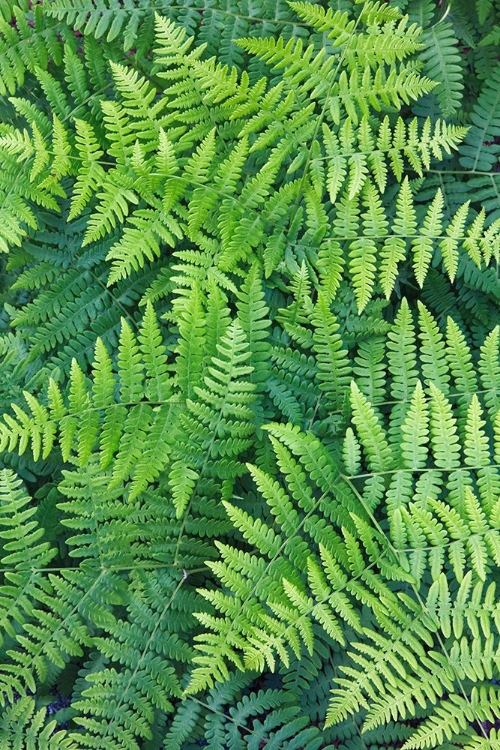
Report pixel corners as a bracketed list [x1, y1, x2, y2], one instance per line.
[0, 0, 499, 748]
[0, 695, 75, 748]
[190, 304, 500, 749]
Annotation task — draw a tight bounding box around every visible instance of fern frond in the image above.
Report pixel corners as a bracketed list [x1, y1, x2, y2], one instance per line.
[0, 306, 177, 498]
[0, 696, 73, 749]
[105, 208, 182, 285]
[0, 3, 499, 747]
[69, 568, 197, 747]
[0, 4, 66, 96]
[45, 0, 148, 50]
[419, 20, 464, 117]
[459, 64, 500, 172]
[311, 292, 351, 411]
[350, 381, 394, 472]
[68, 119, 105, 221]
[82, 172, 139, 246]
[402, 686, 500, 749]
[169, 320, 256, 517]
[0, 469, 55, 570]
[321, 115, 466, 203]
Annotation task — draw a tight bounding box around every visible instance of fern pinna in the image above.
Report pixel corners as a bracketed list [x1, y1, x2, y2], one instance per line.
[0, 0, 499, 748]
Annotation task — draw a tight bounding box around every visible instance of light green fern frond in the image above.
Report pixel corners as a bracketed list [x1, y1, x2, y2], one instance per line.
[168, 320, 256, 517]
[0, 305, 176, 502]
[0, 696, 74, 749]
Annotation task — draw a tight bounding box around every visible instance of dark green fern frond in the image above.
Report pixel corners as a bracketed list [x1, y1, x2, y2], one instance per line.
[45, 0, 149, 52]
[459, 64, 500, 172]
[0, 565, 121, 705]
[0, 0, 69, 96]
[419, 19, 464, 117]
[201, 684, 327, 750]
[68, 568, 199, 749]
